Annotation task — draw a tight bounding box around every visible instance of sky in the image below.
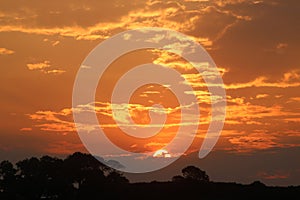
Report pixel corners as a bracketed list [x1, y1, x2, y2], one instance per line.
[0, 0, 300, 185]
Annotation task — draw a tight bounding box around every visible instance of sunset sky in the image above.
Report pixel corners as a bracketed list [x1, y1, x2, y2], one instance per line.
[1, 0, 300, 185]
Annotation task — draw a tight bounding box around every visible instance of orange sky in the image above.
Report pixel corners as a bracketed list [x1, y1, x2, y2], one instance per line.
[0, 0, 300, 185]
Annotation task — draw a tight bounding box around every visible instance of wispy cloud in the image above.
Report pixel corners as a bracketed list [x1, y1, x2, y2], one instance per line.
[257, 171, 290, 180]
[27, 60, 51, 70]
[226, 70, 300, 89]
[0, 47, 14, 55]
[228, 132, 278, 152]
[27, 108, 75, 133]
[20, 127, 33, 131]
[255, 94, 269, 99]
[26, 60, 66, 75]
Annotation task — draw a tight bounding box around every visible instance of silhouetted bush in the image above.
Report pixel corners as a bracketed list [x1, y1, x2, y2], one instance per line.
[172, 165, 210, 183]
[172, 175, 185, 182]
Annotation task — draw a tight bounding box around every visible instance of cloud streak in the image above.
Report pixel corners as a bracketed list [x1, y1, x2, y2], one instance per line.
[0, 47, 14, 55]
[26, 60, 66, 74]
[226, 70, 300, 89]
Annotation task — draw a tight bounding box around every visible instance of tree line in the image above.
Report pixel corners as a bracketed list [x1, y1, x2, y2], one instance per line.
[0, 152, 129, 199]
[1, 152, 299, 200]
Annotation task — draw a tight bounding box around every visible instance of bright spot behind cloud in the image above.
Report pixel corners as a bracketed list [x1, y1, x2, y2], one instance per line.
[153, 149, 171, 158]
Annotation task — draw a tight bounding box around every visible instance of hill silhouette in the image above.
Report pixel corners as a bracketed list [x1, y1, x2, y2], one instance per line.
[0, 152, 299, 199]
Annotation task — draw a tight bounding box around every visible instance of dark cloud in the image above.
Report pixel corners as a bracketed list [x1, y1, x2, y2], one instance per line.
[0, 0, 143, 27]
[188, 6, 238, 39]
[211, 0, 300, 82]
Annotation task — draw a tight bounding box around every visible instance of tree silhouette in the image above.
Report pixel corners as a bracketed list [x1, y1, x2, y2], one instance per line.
[180, 166, 210, 182]
[0, 152, 129, 199]
[0, 160, 17, 199]
[63, 152, 106, 187]
[16, 157, 45, 199]
[15, 156, 71, 199]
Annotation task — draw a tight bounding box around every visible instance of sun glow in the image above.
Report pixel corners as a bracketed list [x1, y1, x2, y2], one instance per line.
[153, 149, 171, 158]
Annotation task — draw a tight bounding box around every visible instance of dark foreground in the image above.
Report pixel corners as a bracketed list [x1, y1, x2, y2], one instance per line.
[1, 152, 299, 200]
[121, 181, 300, 200]
[1, 181, 299, 200]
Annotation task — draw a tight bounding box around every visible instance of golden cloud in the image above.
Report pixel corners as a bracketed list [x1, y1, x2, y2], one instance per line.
[226, 70, 300, 89]
[27, 61, 51, 70]
[27, 109, 75, 133]
[26, 60, 66, 75]
[0, 47, 14, 55]
[255, 94, 269, 99]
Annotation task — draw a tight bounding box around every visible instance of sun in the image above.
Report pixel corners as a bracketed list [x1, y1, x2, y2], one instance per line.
[153, 149, 171, 158]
